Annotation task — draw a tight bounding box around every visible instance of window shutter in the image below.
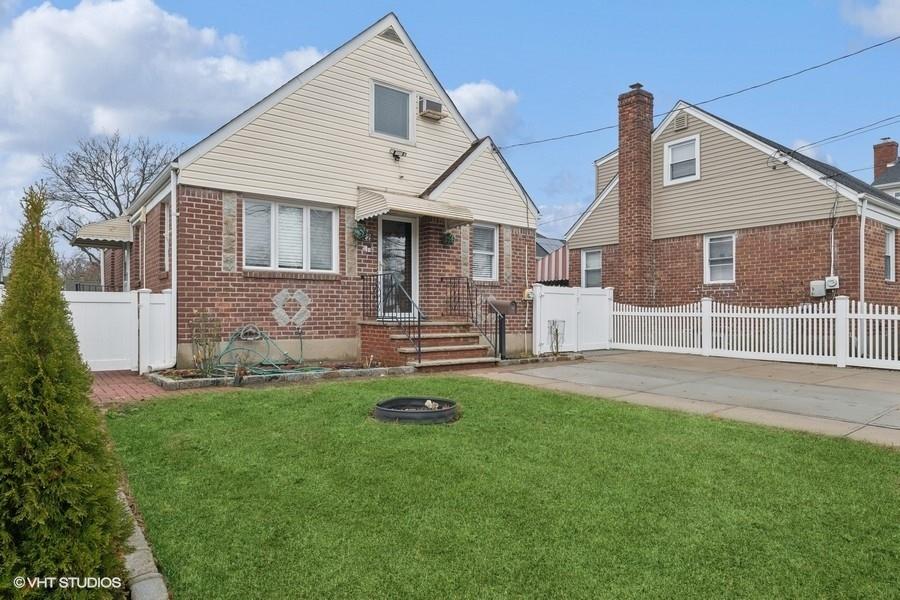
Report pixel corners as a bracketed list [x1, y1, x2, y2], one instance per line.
[277, 206, 304, 269]
[244, 201, 271, 267]
[309, 209, 334, 270]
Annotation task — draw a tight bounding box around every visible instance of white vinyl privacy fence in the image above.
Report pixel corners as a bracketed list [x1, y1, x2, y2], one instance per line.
[0, 286, 174, 373]
[533, 285, 900, 371]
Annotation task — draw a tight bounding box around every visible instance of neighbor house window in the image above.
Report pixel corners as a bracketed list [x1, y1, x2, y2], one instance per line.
[704, 232, 735, 284]
[472, 223, 499, 281]
[243, 199, 337, 272]
[886, 228, 896, 282]
[581, 249, 602, 287]
[664, 134, 700, 185]
[372, 82, 411, 141]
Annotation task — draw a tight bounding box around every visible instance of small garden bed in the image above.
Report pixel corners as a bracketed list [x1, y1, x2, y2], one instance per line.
[148, 364, 415, 391]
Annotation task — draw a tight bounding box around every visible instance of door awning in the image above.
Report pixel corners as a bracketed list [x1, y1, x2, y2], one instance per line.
[356, 188, 473, 223]
[72, 216, 133, 249]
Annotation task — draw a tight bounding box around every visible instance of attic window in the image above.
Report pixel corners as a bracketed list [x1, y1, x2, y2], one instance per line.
[372, 82, 413, 142]
[663, 134, 700, 186]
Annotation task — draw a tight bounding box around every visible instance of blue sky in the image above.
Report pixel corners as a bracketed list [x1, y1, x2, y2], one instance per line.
[1, 0, 899, 241]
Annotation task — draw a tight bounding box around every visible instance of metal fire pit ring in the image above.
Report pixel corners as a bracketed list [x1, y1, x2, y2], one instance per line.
[373, 397, 459, 424]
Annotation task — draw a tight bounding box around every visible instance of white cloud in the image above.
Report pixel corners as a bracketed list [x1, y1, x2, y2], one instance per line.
[537, 200, 590, 239]
[843, 0, 900, 35]
[448, 80, 520, 141]
[792, 139, 835, 164]
[0, 0, 323, 237]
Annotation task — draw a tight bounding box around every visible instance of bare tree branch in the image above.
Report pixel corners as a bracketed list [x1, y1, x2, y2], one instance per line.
[43, 131, 177, 262]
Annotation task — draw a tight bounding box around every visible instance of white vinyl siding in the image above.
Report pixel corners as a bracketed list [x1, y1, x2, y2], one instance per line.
[180, 35, 472, 213]
[438, 148, 536, 228]
[886, 228, 896, 282]
[582, 249, 602, 287]
[663, 135, 699, 186]
[704, 233, 735, 284]
[243, 199, 337, 272]
[372, 82, 411, 141]
[472, 223, 498, 280]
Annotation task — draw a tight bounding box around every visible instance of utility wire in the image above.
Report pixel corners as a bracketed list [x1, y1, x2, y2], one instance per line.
[502, 34, 900, 150]
[793, 113, 900, 153]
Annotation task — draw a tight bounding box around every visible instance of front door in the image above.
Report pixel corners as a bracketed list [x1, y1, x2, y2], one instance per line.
[378, 216, 418, 317]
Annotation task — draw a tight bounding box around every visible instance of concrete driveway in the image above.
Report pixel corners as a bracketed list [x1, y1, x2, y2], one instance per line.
[473, 351, 900, 447]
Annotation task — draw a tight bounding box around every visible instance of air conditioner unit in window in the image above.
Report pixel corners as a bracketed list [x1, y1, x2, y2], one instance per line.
[418, 97, 445, 120]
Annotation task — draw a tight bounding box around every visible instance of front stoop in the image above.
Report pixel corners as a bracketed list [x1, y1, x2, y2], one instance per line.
[360, 319, 499, 371]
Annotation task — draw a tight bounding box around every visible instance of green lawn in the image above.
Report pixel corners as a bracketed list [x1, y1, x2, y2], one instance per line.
[106, 376, 900, 599]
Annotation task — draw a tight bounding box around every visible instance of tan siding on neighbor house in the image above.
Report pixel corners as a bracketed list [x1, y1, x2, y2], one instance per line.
[438, 148, 536, 228]
[651, 115, 857, 240]
[594, 153, 618, 197]
[568, 182, 619, 248]
[179, 34, 473, 211]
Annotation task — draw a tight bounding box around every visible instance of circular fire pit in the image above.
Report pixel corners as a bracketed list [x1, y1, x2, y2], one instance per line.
[373, 397, 459, 424]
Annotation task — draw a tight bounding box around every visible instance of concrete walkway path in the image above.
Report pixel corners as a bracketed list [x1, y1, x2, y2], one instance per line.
[471, 351, 900, 447]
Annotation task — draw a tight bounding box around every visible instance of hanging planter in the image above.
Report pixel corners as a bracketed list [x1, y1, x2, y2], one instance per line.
[441, 231, 456, 247]
[352, 223, 370, 244]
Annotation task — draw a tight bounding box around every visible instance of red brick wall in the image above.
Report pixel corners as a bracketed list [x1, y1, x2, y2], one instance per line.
[571, 216, 868, 307]
[102, 247, 126, 291]
[617, 84, 654, 304]
[174, 185, 534, 354]
[864, 219, 900, 305]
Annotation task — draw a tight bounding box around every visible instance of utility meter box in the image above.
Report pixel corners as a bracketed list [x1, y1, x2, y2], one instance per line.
[824, 275, 840, 290]
[810, 280, 826, 298]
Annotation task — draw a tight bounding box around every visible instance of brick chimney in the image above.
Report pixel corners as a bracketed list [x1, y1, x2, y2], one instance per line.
[617, 83, 654, 304]
[874, 137, 898, 180]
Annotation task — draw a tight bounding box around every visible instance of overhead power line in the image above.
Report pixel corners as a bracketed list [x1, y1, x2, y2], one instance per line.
[793, 113, 900, 153]
[502, 34, 900, 150]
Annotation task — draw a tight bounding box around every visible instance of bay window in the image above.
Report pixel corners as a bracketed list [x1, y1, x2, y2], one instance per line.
[243, 199, 337, 272]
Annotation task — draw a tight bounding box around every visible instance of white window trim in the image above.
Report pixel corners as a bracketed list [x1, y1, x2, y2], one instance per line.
[242, 198, 340, 274]
[581, 248, 602, 288]
[886, 227, 896, 282]
[663, 134, 701, 186]
[370, 80, 416, 146]
[472, 222, 499, 282]
[703, 232, 736, 285]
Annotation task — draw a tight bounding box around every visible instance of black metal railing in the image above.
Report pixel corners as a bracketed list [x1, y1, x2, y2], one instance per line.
[71, 283, 123, 292]
[361, 272, 426, 363]
[441, 276, 504, 358]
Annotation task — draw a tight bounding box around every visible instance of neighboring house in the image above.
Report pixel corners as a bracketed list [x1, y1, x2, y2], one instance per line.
[566, 83, 900, 307]
[873, 137, 900, 200]
[536, 233, 565, 259]
[73, 13, 538, 369]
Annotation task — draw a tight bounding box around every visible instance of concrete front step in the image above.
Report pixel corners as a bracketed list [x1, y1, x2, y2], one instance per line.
[409, 356, 500, 372]
[390, 332, 481, 348]
[398, 344, 491, 357]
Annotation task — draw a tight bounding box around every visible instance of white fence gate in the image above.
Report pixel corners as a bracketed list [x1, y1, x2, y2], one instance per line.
[533, 286, 900, 371]
[0, 287, 174, 373]
[532, 284, 611, 354]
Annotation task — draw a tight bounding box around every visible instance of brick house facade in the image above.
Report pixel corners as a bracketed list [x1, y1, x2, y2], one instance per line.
[80, 14, 538, 370]
[566, 85, 900, 308]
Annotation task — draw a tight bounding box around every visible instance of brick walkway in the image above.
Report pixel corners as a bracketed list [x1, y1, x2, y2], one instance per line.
[92, 371, 170, 407]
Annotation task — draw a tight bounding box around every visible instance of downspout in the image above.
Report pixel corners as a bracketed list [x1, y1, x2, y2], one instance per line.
[859, 194, 868, 305]
[169, 163, 179, 368]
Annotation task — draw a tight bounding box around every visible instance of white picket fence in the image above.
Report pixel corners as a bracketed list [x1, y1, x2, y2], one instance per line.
[0, 286, 174, 373]
[533, 285, 900, 370]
